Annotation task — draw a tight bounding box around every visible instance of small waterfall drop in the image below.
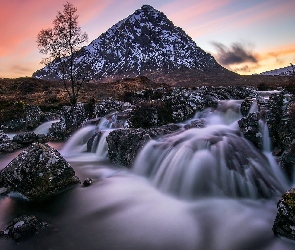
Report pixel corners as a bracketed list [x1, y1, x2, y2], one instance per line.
[33, 120, 60, 135]
[59, 112, 124, 162]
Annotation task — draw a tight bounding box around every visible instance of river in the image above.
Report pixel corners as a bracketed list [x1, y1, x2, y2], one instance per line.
[0, 99, 294, 250]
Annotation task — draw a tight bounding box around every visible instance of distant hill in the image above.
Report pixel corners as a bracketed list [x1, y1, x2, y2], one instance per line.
[33, 5, 236, 85]
[259, 65, 294, 76]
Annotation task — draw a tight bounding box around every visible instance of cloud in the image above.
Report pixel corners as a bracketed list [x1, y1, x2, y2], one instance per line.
[212, 42, 258, 66]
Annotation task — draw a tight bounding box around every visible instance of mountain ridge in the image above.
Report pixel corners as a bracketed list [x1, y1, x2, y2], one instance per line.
[33, 4, 236, 84]
[259, 65, 294, 76]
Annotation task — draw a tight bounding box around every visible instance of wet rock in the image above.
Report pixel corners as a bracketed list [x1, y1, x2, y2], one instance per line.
[0, 143, 80, 200]
[0, 130, 19, 153]
[48, 118, 68, 140]
[0, 215, 49, 241]
[94, 98, 131, 118]
[83, 178, 93, 187]
[0, 118, 26, 132]
[24, 105, 43, 130]
[106, 124, 180, 167]
[87, 132, 103, 152]
[238, 112, 261, 149]
[273, 187, 295, 241]
[184, 119, 205, 130]
[63, 103, 87, 130]
[240, 97, 255, 116]
[12, 131, 38, 145]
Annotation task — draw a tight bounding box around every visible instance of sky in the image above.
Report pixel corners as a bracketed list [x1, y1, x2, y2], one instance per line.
[0, 0, 295, 78]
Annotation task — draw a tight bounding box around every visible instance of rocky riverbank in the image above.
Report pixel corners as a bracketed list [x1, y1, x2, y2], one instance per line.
[1, 85, 295, 242]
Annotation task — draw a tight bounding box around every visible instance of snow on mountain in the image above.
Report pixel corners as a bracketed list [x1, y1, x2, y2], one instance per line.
[33, 5, 229, 81]
[259, 65, 294, 76]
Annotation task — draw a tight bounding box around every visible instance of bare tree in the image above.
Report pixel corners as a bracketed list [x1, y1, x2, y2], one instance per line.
[37, 2, 88, 105]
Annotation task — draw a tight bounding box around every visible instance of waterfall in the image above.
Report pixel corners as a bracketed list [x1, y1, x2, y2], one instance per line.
[249, 99, 258, 113]
[60, 126, 110, 162]
[33, 120, 60, 135]
[59, 112, 123, 162]
[60, 125, 97, 157]
[133, 100, 289, 200]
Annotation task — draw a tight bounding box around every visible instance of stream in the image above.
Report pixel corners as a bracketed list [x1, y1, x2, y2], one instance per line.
[0, 99, 294, 250]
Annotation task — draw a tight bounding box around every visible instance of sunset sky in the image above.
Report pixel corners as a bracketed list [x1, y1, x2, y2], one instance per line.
[1, 0, 294, 78]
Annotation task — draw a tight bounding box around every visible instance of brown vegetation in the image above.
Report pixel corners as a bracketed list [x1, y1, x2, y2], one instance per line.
[0, 74, 291, 124]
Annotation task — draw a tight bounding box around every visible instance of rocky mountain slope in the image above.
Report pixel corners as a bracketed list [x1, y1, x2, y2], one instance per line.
[33, 5, 235, 84]
[260, 65, 294, 76]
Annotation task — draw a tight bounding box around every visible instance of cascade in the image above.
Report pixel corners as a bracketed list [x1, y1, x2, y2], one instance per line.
[59, 112, 124, 162]
[33, 119, 60, 135]
[133, 100, 289, 199]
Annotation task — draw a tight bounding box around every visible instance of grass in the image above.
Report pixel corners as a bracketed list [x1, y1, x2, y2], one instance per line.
[0, 74, 291, 124]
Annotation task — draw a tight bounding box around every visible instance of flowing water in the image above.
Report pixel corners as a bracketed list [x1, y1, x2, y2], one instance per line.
[0, 100, 294, 250]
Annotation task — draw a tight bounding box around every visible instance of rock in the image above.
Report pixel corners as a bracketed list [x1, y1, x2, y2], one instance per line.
[87, 132, 103, 152]
[24, 105, 43, 130]
[94, 98, 131, 118]
[184, 119, 205, 130]
[0, 118, 26, 132]
[0, 143, 80, 200]
[240, 97, 255, 116]
[12, 131, 38, 145]
[63, 103, 87, 130]
[0, 130, 19, 153]
[273, 187, 295, 241]
[83, 178, 93, 187]
[0, 215, 49, 241]
[238, 112, 262, 149]
[48, 118, 68, 140]
[106, 124, 180, 167]
[266, 93, 284, 150]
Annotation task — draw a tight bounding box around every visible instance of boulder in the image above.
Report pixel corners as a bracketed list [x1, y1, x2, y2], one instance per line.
[12, 131, 38, 145]
[273, 187, 295, 241]
[0, 215, 49, 241]
[83, 178, 93, 187]
[238, 112, 262, 149]
[106, 124, 180, 167]
[48, 118, 68, 140]
[0, 130, 19, 153]
[24, 105, 43, 130]
[0, 143, 80, 200]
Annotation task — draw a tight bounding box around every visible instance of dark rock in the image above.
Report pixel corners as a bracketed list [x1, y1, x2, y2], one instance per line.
[238, 112, 262, 149]
[87, 132, 103, 152]
[0, 130, 19, 153]
[63, 103, 87, 130]
[0, 143, 80, 200]
[12, 131, 38, 145]
[184, 119, 205, 130]
[273, 187, 295, 241]
[94, 98, 131, 118]
[48, 118, 68, 140]
[83, 178, 93, 187]
[0, 118, 26, 132]
[0, 215, 49, 241]
[106, 124, 180, 167]
[240, 97, 255, 116]
[24, 105, 43, 130]
[266, 93, 284, 150]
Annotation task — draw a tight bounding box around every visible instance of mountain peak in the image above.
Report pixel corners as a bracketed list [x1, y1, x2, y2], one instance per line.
[33, 5, 230, 83]
[141, 5, 157, 12]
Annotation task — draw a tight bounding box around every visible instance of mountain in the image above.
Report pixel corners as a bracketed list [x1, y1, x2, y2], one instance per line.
[33, 5, 235, 84]
[259, 65, 294, 76]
